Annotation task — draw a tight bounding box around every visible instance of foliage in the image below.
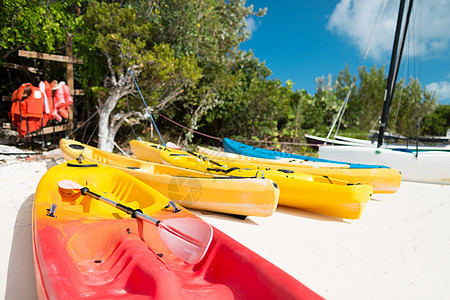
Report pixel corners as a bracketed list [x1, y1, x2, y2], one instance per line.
[299, 74, 339, 133]
[79, 1, 206, 150]
[82, 1, 202, 106]
[145, 0, 266, 144]
[0, 0, 446, 150]
[389, 78, 438, 136]
[421, 104, 450, 136]
[0, 0, 83, 59]
[0, 0, 87, 93]
[329, 66, 439, 138]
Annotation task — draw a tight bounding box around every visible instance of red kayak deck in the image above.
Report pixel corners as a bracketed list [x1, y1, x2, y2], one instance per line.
[35, 220, 321, 299]
[33, 161, 322, 299]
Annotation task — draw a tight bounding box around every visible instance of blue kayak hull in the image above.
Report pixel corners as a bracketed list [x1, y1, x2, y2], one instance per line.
[223, 138, 388, 169]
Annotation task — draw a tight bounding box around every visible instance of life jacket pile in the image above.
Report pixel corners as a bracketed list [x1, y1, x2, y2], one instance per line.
[9, 81, 73, 136]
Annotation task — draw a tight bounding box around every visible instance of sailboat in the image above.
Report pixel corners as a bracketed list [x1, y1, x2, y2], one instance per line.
[318, 0, 450, 184]
[305, 133, 450, 152]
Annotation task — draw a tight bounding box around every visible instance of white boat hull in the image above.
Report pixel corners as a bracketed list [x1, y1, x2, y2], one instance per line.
[306, 134, 450, 152]
[334, 135, 450, 151]
[319, 145, 450, 184]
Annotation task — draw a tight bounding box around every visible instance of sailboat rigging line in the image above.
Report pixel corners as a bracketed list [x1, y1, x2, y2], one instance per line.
[326, 0, 390, 144]
[363, 0, 389, 60]
[325, 83, 355, 144]
[377, 0, 414, 148]
[335, 87, 352, 140]
[125, 70, 166, 147]
[392, 57, 409, 131]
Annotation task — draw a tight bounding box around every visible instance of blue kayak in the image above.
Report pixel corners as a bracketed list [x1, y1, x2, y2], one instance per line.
[223, 138, 388, 169]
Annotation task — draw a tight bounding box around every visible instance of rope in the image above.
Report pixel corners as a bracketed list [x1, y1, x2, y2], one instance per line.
[68, 110, 99, 137]
[122, 71, 320, 146]
[114, 141, 131, 157]
[363, 0, 389, 60]
[126, 70, 166, 146]
[123, 70, 223, 143]
[125, 94, 139, 138]
[86, 121, 99, 145]
[154, 111, 222, 142]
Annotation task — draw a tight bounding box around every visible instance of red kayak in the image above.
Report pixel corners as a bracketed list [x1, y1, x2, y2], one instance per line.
[33, 160, 322, 299]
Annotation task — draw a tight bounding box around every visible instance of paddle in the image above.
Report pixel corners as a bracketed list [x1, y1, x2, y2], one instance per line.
[58, 180, 213, 264]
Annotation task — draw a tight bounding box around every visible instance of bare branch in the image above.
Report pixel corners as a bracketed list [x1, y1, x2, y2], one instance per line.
[105, 51, 117, 86]
[110, 110, 146, 135]
[3, 43, 28, 59]
[154, 88, 184, 112]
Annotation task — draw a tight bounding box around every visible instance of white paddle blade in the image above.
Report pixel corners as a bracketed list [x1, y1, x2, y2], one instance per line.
[166, 142, 182, 150]
[58, 180, 84, 190]
[158, 218, 213, 264]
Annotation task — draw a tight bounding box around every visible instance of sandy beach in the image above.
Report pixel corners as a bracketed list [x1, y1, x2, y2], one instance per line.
[1, 144, 449, 299]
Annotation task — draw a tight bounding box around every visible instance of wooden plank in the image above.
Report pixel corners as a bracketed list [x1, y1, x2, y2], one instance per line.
[32, 124, 71, 136]
[18, 50, 83, 64]
[6, 123, 81, 137]
[73, 89, 85, 96]
[3, 62, 42, 74]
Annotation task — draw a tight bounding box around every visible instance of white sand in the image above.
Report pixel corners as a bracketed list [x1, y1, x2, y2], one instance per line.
[0, 145, 449, 299]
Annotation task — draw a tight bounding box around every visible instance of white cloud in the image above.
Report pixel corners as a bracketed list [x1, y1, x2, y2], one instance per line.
[426, 81, 450, 103]
[327, 0, 450, 61]
[245, 17, 260, 37]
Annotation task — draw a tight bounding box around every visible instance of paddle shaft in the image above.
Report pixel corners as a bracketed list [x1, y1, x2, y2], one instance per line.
[79, 187, 206, 248]
[80, 187, 159, 226]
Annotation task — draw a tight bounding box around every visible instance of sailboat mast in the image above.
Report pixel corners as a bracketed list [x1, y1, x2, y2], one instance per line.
[377, 0, 414, 147]
[388, 0, 414, 106]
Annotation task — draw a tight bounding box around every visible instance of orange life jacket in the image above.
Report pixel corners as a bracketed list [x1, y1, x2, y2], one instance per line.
[10, 83, 48, 136]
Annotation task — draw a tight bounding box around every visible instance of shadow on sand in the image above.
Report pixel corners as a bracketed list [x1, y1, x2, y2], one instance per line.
[5, 194, 37, 300]
[190, 205, 349, 225]
[190, 209, 261, 226]
[275, 205, 351, 223]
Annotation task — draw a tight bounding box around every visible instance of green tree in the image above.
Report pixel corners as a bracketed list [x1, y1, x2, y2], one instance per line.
[198, 50, 295, 142]
[0, 0, 83, 60]
[317, 65, 439, 138]
[351, 65, 386, 131]
[147, 0, 266, 144]
[0, 0, 86, 97]
[300, 74, 339, 133]
[81, 1, 202, 151]
[389, 78, 438, 136]
[421, 104, 450, 136]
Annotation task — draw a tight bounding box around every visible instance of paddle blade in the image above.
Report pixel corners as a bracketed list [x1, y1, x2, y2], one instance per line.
[58, 180, 83, 190]
[158, 218, 213, 264]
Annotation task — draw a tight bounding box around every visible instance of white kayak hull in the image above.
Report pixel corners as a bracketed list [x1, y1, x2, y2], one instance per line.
[319, 145, 450, 185]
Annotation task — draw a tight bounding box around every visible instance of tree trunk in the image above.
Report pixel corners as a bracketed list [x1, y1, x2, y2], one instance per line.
[98, 92, 121, 152]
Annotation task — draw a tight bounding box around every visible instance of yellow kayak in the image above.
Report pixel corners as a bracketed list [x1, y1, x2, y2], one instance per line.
[60, 139, 279, 217]
[130, 140, 374, 220]
[195, 145, 402, 194]
[197, 145, 347, 168]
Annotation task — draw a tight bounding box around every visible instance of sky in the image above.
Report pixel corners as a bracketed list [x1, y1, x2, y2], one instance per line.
[241, 0, 450, 104]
